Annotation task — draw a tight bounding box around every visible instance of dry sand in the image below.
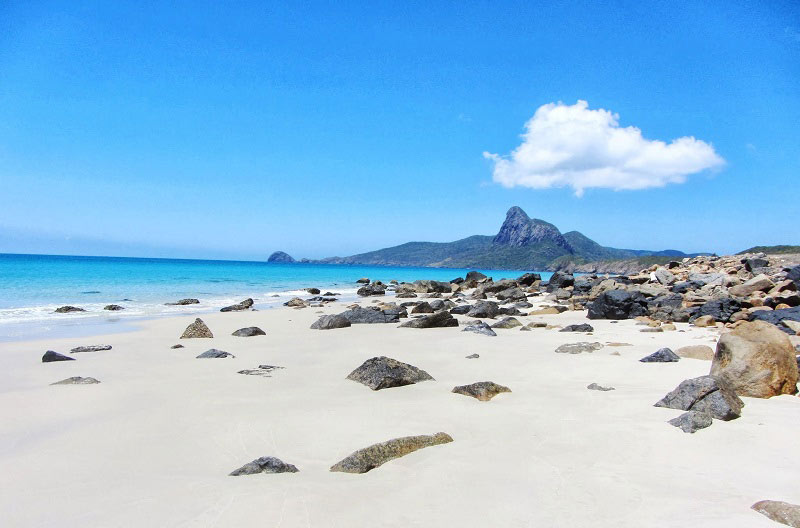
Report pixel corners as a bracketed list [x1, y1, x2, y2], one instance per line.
[0, 295, 798, 527]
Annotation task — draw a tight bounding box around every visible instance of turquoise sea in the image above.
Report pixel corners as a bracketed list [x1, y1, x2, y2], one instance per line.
[0, 253, 551, 341]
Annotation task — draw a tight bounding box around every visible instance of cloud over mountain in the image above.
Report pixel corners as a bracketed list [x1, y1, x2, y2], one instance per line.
[484, 100, 724, 196]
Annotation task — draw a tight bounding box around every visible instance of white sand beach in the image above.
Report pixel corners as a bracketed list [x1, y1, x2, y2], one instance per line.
[1, 295, 798, 527]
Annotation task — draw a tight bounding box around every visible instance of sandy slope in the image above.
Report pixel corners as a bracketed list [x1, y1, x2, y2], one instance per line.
[0, 296, 797, 527]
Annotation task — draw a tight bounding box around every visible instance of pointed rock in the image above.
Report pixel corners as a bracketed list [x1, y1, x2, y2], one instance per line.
[42, 350, 75, 363]
[180, 318, 213, 339]
[452, 381, 511, 401]
[640, 348, 680, 363]
[654, 375, 743, 421]
[462, 321, 496, 336]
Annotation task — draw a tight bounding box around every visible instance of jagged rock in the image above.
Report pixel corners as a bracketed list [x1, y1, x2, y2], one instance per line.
[452, 381, 511, 401]
[668, 411, 712, 433]
[357, 283, 386, 296]
[465, 353, 480, 359]
[654, 268, 677, 286]
[338, 306, 400, 324]
[196, 349, 234, 359]
[411, 302, 434, 314]
[42, 350, 75, 362]
[560, 324, 594, 332]
[238, 365, 283, 376]
[751, 500, 800, 527]
[462, 321, 496, 336]
[640, 348, 680, 363]
[467, 300, 500, 318]
[692, 298, 742, 323]
[711, 320, 798, 398]
[267, 251, 295, 263]
[555, 342, 603, 354]
[676, 345, 714, 360]
[346, 356, 433, 390]
[55, 306, 85, 313]
[51, 376, 100, 385]
[587, 383, 614, 391]
[181, 318, 213, 338]
[547, 271, 575, 292]
[284, 297, 308, 308]
[654, 375, 743, 421]
[166, 298, 199, 306]
[491, 316, 522, 329]
[398, 311, 458, 328]
[220, 298, 254, 312]
[749, 306, 800, 335]
[104, 304, 124, 311]
[496, 287, 526, 301]
[310, 314, 352, 330]
[329, 432, 453, 473]
[587, 290, 648, 320]
[232, 326, 266, 337]
[70, 345, 112, 353]
[743, 257, 769, 272]
[229, 456, 298, 476]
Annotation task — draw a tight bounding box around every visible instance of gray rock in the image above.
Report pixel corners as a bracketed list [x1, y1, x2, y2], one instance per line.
[654, 268, 676, 286]
[654, 375, 743, 421]
[238, 365, 284, 377]
[306, 287, 321, 295]
[496, 287, 526, 301]
[587, 290, 648, 320]
[229, 456, 299, 476]
[338, 306, 400, 324]
[452, 381, 511, 401]
[466, 300, 500, 318]
[398, 311, 458, 328]
[491, 316, 522, 329]
[346, 356, 433, 390]
[555, 342, 604, 354]
[749, 306, 800, 335]
[196, 349, 235, 359]
[181, 318, 213, 338]
[411, 302, 434, 314]
[232, 326, 266, 337]
[450, 305, 472, 315]
[51, 376, 100, 385]
[462, 321, 497, 337]
[70, 345, 112, 353]
[166, 298, 199, 306]
[668, 411, 712, 433]
[220, 298, 254, 312]
[55, 306, 85, 313]
[329, 432, 453, 473]
[356, 278, 370, 284]
[465, 271, 487, 282]
[42, 350, 75, 362]
[170, 344, 184, 349]
[465, 353, 480, 359]
[267, 251, 295, 263]
[103, 304, 124, 311]
[560, 324, 594, 332]
[640, 347, 680, 363]
[284, 297, 308, 308]
[751, 500, 800, 527]
[587, 383, 615, 391]
[357, 283, 386, 296]
[310, 314, 352, 330]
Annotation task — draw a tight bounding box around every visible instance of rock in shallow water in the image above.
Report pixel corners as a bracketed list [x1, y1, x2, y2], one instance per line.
[229, 456, 299, 476]
[103, 304, 124, 311]
[51, 376, 100, 385]
[462, 321, 496, 336]
[55, 305, 85, 313]
[639, 348, 680, 363]
[452, 381, 511, 401]
[231, 326, 266, 337]
[654, 375, 743, 421]
[196, 349, 234, 359]
[751, 500, 800, 527]
[166, 298, 199, 306]
[70, 345, 112, 353]
[42, 350, 74, 363]
[668, 411, 712, 433]
[220, 298, 254, 312]
[329, 432, 453, 473]
[346, 356, 433, 390]
[181, 318, 213, 339]
[555, 342, 603, 354]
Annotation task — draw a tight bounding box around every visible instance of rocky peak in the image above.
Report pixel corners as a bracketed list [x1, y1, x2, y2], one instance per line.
[493, 207, 574, 252]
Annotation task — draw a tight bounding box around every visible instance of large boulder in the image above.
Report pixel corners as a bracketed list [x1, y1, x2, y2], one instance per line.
[220, 298, 254, 312]
[654, 375, 743, 421]
[749, 306, 800, 335]
[346, 356, 433, 390]
[653, 268, 676, 286]
[338, 306, 400, 324]
[728, 274, 774, 297]
[411, 302, 434, 314]
[452, 381, 511, 401]
[466, 300, 500, 319]
[465, 271, 487, 282]
[751, 500, 800, 527]
[496, 287, 526, 302]
[743, 257, 769, 272]
[587, 290, 648, 320]
[788, 265, 800, 290]
[180, 318, 213, 338]
[42, 351, 75, 363]
[398, 311, 458, 328]
[491, 316, 522, 329]
[310, 314, 352, 330]
[711, 320, 798, 398]
[357, 283, 386, 296]
[517, 272, 541, 286]
[329, 432, 453, 474]
[676, 345, 715, 360]
[229, 456, 298, 476]
[691, 297, 742, 324]
[547, 271, 574, 292]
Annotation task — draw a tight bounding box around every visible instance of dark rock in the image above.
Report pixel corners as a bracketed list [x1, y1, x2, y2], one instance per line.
[481, 279, 519, 295]
[751, 500, 800, 527]
[310, 314, 352, 330]
[691, 297, 742, 323]
[587, 383, 614, 391]
[338, 306, 400, 324]
[166, 298, 200, 306]
[51, 376, 100, 385]
[232, 326, 266, 337]
[493, 206, 573, 251]
[450, 277, 465, 285]
[267, 251, 295, 263]
[42, 350, 74, 362]
[491, 316, 522, 329]
[744, 257, 769, 272]
[788, 265, 800, 290]
[330, 432, 453, 473]
[654, 375, 743, 421]
[356, 277, 370, 284]
[547, 271, 575, 291]
[449, 305, 471, 315]
[647, 293, 685, 321]
[749, 306, 800, 335]
[668, 411, 712, 433]
[357, 283, 386, 296]
[55, 306, 85, 313]
[466, 300, 500, 318]
[670, 281, 702, 294]
[573, 276, 596, 295]
[181, 318, 213, 338]
[229, 456, 298, 475]
[560, 324, 594, 332]
[170, 344, 184, 349]
[346, 356, 433, 390]
[517, 272, 542, 286]
[396, 292, 417, 298]
[462, 321, 497, 337]
[587, 290, 648, 320]
[305, 287, 321, 294]
[555, 342, 603, 354]
[398, 311, 458, 328]
[466, 353, 480, 359]
[640, 347, 680, 363]
[196, 349, 234, 359]
[220, 298, 254, 312]
[411, 302, 434, 314]
[452, 381, 511, 401]
[465, 271, 488, 282]
[498, 306, 524, 316]
[496, 287, 526, 301]
[70, 345, 112, 353]
[103, 304, 124, 311]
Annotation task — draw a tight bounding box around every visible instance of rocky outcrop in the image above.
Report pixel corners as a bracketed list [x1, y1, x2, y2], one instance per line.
[398, 311, 458, 328]
[229, 456, 298, 475]
[196, 349, 234, 358]
[70, 345, 112, 353]
[180, 318, 213, 338]
[232, 326, 266, 337]
[267, 251, 295, 263]
[310, 314, 352, 330]
[220, 298, 254, 312]
[329, 432, 453, 473]
[654, 375, 743, 421]
[492, 206, 573, 251]
[346, 356, 433, 390]
[51, 376, 100, 385]
[711, 320, 798, 398]
[452, 381, 511, 401]
[640, 348, 680, 363]
[668, 411, 712, 433]
[751, 500, 800, 527]
[42, 350, 74, 362]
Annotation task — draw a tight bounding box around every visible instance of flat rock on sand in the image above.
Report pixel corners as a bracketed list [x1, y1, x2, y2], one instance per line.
[180, 318, 213, 339]
[654, 375, 743, 421]
[751, 500, 800, 527]
[229, 456, 298, 476]
[346, 356, 433, 390]
[329, 432, 453, 473]
[70, 345, 112, 353]
[398, 311, 458, 328]
[231, 326, 266, 337]
[196, 349, 234, 359]
[555, 342, 603, 354]
[51, 376, 100, 385]
[587, 383, 615, 391]
[668, 411, 712, 433]
[452, 381, 511, 401]
[310, 314, 352, 330]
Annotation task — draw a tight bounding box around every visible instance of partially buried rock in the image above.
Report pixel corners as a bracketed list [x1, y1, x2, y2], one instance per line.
[51, 376, 100, 385]
[560, 323, 594, 332]
[310, 314, 352, 330]
[166, 298, 199, 306]
[231, 326, 266, 337]
[330, 432, 453, 474]
[452, 381, 511, 401]
[491, 316, 522, 329]
[668, 411, 712, 433]
[104, 304, 124, 311]
[346, 356, 433, 390]
[465, 353, 480, 359]
[70, 345, 112, 353]
[555, 342, 603, 354]
[220, 298, 254, 312]
[751, 500, 800, 527]
[170, 344, 184, 349]
[55, 306, 85, 313]
[462, 321, 496, 337]
[180, 318, 213, 338]
[640, 348, 680, 363]
[196, 349, 234, 359]
[587, 383, 615, 391]
[398, 311, 458, 328]
[229, 456, 298, 476]
[42, 350, 75, 363]
[654, 375, 743, 421]
[238, 365, 283, 377]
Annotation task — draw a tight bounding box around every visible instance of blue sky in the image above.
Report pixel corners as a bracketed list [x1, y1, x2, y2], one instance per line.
[1, 0, 798, 260]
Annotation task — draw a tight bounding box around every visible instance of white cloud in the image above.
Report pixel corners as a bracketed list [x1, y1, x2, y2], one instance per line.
[484, 100, 724, 197]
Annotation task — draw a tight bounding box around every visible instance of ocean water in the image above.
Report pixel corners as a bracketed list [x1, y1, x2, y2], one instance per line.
[0, 253, 551, 341]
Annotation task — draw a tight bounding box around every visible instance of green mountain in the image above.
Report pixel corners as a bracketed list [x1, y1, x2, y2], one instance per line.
[317, 206, 696, 270]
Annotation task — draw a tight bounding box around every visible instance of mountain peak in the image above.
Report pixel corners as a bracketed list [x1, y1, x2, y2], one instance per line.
[493, 207, 574, 252]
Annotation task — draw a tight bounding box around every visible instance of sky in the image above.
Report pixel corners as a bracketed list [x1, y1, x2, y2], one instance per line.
[0, 0, 798, 261]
